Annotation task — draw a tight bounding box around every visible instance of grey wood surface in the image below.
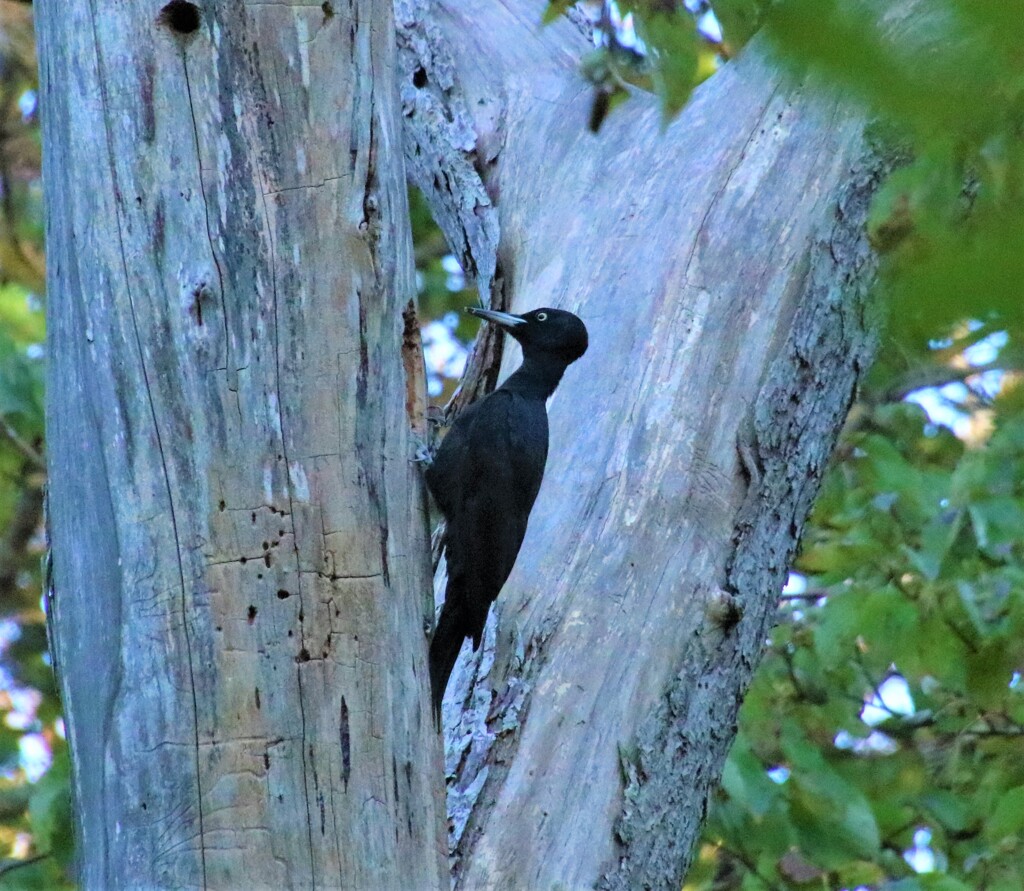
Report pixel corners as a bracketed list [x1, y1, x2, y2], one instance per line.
[400, 3, 880, 888]
[40, 1, 446, 887]
[39, 0, 886, 886]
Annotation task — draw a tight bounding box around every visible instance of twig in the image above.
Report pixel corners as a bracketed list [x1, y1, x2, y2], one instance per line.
[0, 415, 44, 471]
[0, 851, 51, 879]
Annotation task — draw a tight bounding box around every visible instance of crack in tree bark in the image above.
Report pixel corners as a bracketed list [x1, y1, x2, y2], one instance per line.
[183, 57, 234, 401]
[258, 162, 321, 886]
[86, 4, 210, 885]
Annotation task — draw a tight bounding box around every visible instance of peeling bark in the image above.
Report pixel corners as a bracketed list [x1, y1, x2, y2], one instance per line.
[395, 0, 505, 419]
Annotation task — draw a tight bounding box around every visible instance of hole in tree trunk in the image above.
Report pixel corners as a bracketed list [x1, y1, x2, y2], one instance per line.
[158, 1, 201, 35]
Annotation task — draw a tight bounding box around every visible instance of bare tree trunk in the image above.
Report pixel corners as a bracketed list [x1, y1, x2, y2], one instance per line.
[398, 2, 880, 888]
[40, 1, 446, 888]
[42, 0, 885, 885]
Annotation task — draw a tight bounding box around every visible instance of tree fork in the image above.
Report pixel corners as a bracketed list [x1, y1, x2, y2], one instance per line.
[398, 2, 882, 887]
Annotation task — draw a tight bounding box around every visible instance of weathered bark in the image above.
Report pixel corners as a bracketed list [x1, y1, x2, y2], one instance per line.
[40, 1, 445, 888]
[398, 2, 880, 888]
[42, 0, 887, 885]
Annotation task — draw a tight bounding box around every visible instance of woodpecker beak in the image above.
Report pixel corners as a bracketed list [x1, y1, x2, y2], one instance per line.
[467, 307, 526, 329]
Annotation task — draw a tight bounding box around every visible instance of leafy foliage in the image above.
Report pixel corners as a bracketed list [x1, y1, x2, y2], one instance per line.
[680, 1, 1024, 889]
[711, 0, 769, 50]
[690, 380, 1024, 889]
[761, 0, 1024, 353]
[564, 0, 723, 129]
[692, 368, 1024, 884]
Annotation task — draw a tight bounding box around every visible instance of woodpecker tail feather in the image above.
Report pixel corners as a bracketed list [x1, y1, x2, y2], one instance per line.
[429, 604, 466, 729]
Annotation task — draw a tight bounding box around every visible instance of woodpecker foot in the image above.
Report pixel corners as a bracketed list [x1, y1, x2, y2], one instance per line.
[411, 432, 436, 467]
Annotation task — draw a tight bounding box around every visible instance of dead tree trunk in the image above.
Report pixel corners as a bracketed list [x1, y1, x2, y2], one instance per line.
[398, 2, 880, 888]
[42, 0, 885, 887]
[40, 1, 446, 888]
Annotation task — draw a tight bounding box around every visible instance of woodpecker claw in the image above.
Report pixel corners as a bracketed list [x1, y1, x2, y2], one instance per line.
[411, 432, 437, 467]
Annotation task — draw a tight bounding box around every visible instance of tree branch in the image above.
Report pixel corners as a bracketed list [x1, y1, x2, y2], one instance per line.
[400, 2, 884, 887]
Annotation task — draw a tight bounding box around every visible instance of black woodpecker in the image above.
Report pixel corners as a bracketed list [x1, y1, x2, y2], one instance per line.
[426, 306, 589, 724]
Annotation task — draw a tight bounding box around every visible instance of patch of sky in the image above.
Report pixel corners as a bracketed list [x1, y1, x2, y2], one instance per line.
[963, 330, 1008, 365]
[861, 674, 915, 726]
[834, 729, 899, 756]
[782, 572, 806, 596]
[441, 254, 466, 292]
[19, 733, 50, 783]
[0, 620, 19, 653]
[780, 572, 809, 620]
[908, 328, 1008, 435]
[767, 765, 789, 784]
[17, 89, 36, 122]
[832, 675, 916, 755]
[422, 312, 468, 396]
[696, 10, 722, 42]
[904, 827, 937, 874]
[905, 384, 968, 433]
[4, 688, 40, 732]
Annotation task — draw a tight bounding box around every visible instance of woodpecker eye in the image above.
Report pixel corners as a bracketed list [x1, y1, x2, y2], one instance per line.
[535, 312, 548, 321]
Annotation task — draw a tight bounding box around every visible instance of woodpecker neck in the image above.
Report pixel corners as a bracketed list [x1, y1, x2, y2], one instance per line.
[500, 353, 568, 400]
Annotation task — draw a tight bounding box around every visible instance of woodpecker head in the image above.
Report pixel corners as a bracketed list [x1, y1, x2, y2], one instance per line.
[468, 306, 588, 365]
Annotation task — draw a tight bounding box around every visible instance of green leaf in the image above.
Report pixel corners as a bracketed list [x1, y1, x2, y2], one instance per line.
[986, 784, 1024, 844]
[965, 640, 1019, 707]
[720, 740, 781, 820]
[764, 0, 1004, 141]
[782, 724, 882, 863]
[638, 10, 698, 122]
[858, 585, 919, 663]
[921, 790, 972, 834]
[0, 284, 43, 347]
[868, 152, 963, 253]
[916, 875, 975, 891]
[969, 498, 1024, 554]
[711, 0, 769, 47]
[812, 589, 863, 665]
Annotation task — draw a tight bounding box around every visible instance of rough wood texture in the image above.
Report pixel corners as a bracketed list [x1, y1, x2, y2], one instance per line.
[39, 1, 445, 888]
[399, 3, 881, 888]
